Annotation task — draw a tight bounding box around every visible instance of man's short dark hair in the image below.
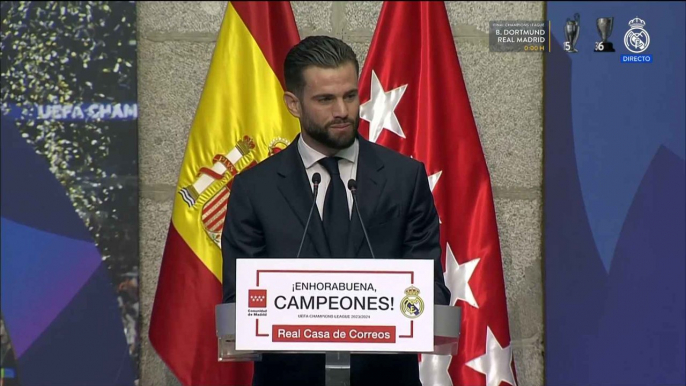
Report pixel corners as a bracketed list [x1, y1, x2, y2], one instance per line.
[284, 36, 359, 97]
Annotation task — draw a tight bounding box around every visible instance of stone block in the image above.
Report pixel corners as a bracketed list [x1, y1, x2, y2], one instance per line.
[139, 198, 173, 335]
[456, 40, 543, 189]
[139, 1, 227, 35]
[292, 1, 332, 34]
[138, 39, 215, 187]
[513, 339, 545, 386]
[494, 198, 544, 341]
[348, 41, 371, 72]
[344, 1, 382, 33]
[446, 1, 544, 34]
[139, 197, 178, 386]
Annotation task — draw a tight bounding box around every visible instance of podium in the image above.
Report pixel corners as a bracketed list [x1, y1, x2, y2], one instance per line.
[214, 258, 461, 386]
[216, 303, 460, 384]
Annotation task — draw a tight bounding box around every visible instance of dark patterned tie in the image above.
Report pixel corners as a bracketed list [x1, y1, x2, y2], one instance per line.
[318, 157, 350, 257]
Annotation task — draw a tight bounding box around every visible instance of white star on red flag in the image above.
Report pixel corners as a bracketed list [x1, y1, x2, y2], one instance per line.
[359, 70, 407, 143]
[428, 170, 442, 193]
[419, 354, 453, 386]
[428, 170, 443, 223]
[444, 243, 480, 308]
[358, 2, 516, 385]
[465, 327, 516, 386]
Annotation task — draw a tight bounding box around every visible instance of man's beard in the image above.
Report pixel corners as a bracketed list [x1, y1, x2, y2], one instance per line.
[300, 109, 359, 150]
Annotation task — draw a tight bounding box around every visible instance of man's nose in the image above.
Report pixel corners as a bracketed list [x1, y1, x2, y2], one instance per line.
[332, 98, 348, 119]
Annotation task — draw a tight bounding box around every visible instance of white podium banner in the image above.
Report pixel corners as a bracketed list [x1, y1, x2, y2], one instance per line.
[235, 258, 434, 352]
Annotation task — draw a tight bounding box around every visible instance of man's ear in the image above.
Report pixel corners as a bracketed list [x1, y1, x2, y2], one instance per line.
[283, 91, 301, 118]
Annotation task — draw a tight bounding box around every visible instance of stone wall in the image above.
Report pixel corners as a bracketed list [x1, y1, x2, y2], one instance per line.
[138, 2, 544, 385]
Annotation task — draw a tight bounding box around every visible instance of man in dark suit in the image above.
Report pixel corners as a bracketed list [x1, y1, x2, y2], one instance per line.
[222, 36, 450, 386]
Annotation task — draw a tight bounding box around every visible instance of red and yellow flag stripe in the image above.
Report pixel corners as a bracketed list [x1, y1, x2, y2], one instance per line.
[150, 3, 300, 385]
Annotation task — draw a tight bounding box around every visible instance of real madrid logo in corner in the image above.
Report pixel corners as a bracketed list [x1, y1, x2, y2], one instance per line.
[624, 17, 650, 53]
[400, 286, 424, 319]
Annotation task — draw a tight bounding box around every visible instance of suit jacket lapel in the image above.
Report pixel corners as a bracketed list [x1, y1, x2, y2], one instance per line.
[277, 138, 331, 257]
[347, 137, 386, 257]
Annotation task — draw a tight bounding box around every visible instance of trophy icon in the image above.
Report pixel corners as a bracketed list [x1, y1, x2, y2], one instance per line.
[564, 13, 581, 53]
[594, 17, 616, 52]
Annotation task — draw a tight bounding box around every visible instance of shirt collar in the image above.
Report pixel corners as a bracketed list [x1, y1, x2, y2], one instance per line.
[298, 134, 358, 169]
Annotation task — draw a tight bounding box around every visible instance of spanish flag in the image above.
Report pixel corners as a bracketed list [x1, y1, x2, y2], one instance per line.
[149, 3, 300, 385]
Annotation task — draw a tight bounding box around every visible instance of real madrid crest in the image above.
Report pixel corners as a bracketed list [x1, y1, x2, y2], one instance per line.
[624, 17, 650, 54]
[400, 286, 424, 319]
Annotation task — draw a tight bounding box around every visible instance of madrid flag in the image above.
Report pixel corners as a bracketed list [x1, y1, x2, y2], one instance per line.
[149, 2, 300, 385]
[358, 2, 517, 385]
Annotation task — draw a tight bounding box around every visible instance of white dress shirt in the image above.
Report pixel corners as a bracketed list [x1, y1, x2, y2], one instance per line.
[298, 135, 359, 220]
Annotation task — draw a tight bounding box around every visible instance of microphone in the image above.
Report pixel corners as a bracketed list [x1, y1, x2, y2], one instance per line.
[347, 179, 376, 258]
[297, 173, 321, 258]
